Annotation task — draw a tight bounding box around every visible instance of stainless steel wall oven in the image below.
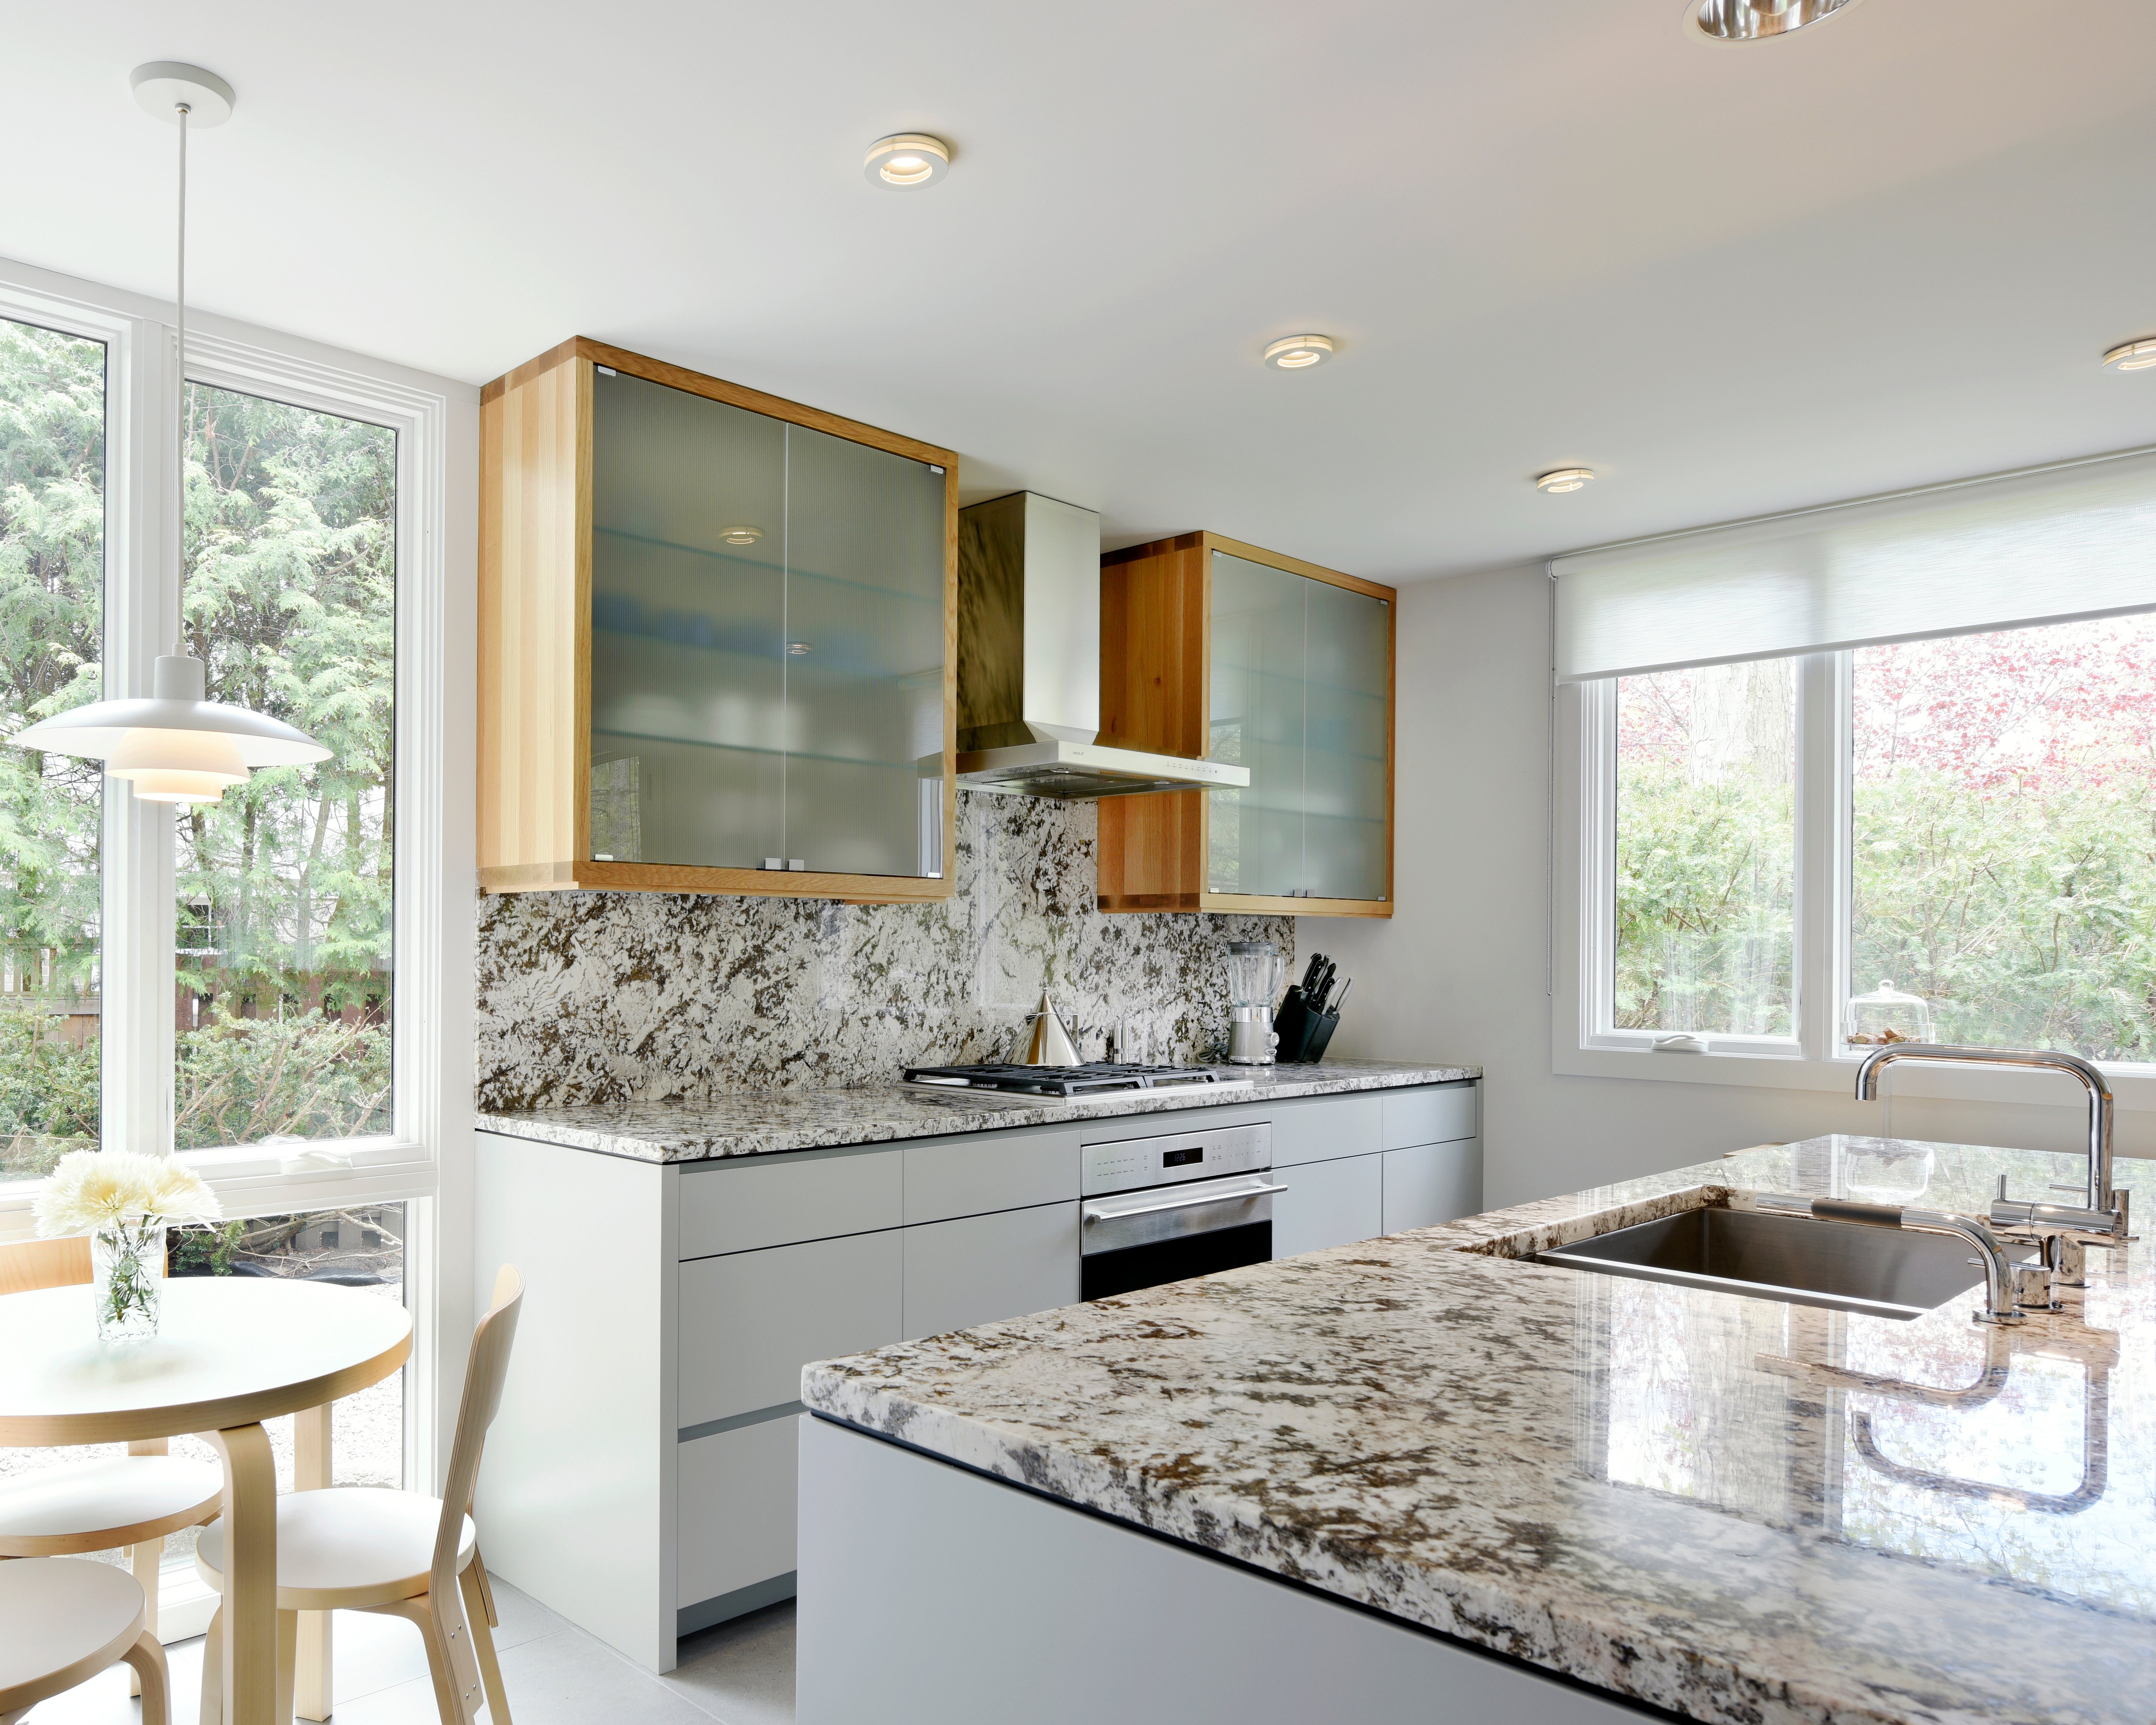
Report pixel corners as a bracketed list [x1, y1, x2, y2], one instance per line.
[1079, 1122, 1280, 1300]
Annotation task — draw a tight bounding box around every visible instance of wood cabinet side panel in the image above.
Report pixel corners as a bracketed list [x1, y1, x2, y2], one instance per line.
[1099, 541, 1208, 907]
[479, 351, 588, 876]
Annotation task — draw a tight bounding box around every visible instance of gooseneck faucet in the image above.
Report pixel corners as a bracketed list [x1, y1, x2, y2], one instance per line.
[1853, 1044, 2131, 1289]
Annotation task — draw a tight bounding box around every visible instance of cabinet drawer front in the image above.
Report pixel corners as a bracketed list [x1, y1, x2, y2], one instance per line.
[1381, 1085, 1478, 1151]
[903, 1202, 1080, 1341]
[678, 1417, 796, 1607]
[679, 1147, 904, 1259]
[1270, 1095, 1382, 1167]
[1270, 1153, 1383, 1259]
[904, 1131, 1079, 1226]
[679, 1231, 903, 1426]
[1381, 1140, 1481, 1236]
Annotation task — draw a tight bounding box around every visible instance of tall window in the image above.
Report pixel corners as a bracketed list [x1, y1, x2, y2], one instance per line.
[1614, 662, 1795, 1038]
[174, 385, 395, 1152]
[1850, 615, 2156, 1060]
[0, 319, 103, 1186]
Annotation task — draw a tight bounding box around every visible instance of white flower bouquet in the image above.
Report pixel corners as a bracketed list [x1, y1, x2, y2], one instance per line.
[35, 1149, 222, 1343]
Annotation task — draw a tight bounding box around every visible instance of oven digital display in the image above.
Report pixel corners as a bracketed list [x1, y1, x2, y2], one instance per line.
[1162, 1147, 1204, 1167]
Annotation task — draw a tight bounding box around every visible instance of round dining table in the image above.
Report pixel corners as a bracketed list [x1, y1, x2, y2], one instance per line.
[0, 1276, 412, 1725]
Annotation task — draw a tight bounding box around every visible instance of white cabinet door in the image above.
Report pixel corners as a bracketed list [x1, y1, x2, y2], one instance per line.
[679, 1231, 904, 1425]
[1381, 1085, 1479, 1152]
[904, 1202, 1080, 1341]
[1270, 1154, 1383, 1260]
[1381, 1140, 1481, 1236]
[678, 1416, 798, 1608]
[679, 1147, 903, 1259]
[1269, 1095, 1383, 1167]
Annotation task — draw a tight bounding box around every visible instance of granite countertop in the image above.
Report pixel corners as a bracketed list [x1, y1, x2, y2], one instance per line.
[802, 1136, 2152, 1725]
[473, 1058, 1478, 1161]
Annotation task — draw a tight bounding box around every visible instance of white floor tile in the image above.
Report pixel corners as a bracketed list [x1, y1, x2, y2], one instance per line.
[666, 1603, 797, 1725]
[12, 1575, 796, 1725]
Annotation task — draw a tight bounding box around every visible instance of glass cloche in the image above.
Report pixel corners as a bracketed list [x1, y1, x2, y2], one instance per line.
[1844, 979, 1934, 1048]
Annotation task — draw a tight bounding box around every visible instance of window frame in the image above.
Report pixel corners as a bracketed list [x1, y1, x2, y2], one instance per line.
[0, 255, 466, 1220]
[1553, 638, 2156, 1111]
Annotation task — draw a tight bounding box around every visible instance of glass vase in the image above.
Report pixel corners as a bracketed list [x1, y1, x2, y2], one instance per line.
[92, 1223, 163, 1344]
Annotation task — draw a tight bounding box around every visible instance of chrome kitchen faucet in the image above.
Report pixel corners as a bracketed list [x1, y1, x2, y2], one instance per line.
[1854, 1044, 2132, 1298]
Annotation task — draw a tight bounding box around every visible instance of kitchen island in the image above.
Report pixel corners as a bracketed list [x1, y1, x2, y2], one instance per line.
[797, 1136, 2150, 1725]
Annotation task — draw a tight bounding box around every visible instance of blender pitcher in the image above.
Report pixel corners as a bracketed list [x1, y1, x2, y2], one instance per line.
[1225, 941, 1284, 1065]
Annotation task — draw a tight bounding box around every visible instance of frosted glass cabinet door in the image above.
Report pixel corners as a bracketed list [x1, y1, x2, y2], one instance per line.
[589, 370, 786, 869]
[784, 423, 949, 879]
[1208, 551, 1307, 897]
[1303, 579, 1389, 902]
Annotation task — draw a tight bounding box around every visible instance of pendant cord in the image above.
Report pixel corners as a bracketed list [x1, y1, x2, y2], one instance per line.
[174, 100, 188, 660]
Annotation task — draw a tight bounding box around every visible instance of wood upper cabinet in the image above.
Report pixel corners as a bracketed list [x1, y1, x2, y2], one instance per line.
[1097, 532, 1393, 916]
[479, 338, 958, 900]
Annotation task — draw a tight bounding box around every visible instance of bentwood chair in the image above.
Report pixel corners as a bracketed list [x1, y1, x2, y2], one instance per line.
[0, 1556, 170, 1723]
[197, 1265, 524, 1725]
[0, 1236, 224, 1692]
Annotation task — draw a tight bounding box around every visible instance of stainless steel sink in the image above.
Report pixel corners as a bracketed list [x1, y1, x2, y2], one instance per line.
[1534, 1206, 2026, 1320]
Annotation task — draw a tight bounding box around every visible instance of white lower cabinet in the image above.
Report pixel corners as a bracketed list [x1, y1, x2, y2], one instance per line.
[678, 1230, 904, 1425]
[678, 1417, 796, 1607]
[904, 1201, 1079, 1340]
[1270, 1153, 1383, 1259]
[1381, 1139, 1481, 1235]
[478, 1082, 1482, 1673]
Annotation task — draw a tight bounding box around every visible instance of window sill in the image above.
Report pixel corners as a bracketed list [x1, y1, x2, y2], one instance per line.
[1553, 1039, 2156, 1113]
[0, 1139, 439, 1239]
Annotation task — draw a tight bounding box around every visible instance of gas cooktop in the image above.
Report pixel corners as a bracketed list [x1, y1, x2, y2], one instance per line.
[903, 1062, 1245, 1098]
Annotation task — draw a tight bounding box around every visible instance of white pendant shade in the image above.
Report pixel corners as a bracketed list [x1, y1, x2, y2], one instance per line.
[4, 66, 336, 808]
[10, 655, 329, 805]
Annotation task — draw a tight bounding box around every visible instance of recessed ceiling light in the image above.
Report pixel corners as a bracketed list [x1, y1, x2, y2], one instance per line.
[721, 525, 764, 545]
[864, 134, 950, 189]
[1537, 469, 1594, 494]
[1683, 0, 1865, 42]
[1263, 335, 1335, 370]
[2103, 338, 2156, 373]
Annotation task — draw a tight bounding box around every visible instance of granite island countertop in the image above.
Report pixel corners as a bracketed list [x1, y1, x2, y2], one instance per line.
[473, 1058, 1477, 1161]
[802, 1136, 2152, 1725]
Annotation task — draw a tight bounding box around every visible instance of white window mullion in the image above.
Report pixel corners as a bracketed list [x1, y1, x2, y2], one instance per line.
[1793, 652, 1843, 1062]
[100, 309, 178, 1159]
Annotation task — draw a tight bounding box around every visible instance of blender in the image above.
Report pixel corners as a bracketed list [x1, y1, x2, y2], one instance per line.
[1224, 941, 1284, 1065]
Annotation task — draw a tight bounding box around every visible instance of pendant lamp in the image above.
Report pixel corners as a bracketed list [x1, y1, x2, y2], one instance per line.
[8, 64, 330, 805]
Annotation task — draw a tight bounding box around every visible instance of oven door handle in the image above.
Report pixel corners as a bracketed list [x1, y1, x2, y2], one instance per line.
[1083, 1182, 1287, 1225]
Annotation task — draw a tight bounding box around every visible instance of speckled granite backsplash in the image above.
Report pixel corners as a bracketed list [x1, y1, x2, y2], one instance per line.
[475, 794, 1294, 1110]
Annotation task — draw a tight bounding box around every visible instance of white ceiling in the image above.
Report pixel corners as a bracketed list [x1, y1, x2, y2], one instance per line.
[5, 0, 2155, 582]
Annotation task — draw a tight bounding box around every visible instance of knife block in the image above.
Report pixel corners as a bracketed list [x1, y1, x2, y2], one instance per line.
[1273, 989, 1340, 1064]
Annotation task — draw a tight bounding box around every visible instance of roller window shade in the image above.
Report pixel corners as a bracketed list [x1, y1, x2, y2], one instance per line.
[1552, 447, 2156, 683]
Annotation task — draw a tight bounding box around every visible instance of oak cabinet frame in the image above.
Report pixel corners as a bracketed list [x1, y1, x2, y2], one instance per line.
[478, 338, 959, 901]
[1096, 531, 1395, 918]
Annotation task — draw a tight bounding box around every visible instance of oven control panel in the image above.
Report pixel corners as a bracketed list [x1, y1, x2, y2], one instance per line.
[1080, 1121, 1271, 1197]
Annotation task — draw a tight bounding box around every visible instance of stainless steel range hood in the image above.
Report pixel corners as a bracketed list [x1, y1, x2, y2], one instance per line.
[956, 492, 1249, 800]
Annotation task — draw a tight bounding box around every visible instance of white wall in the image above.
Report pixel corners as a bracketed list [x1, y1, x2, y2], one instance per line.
[1308, 561, 2151, 1210]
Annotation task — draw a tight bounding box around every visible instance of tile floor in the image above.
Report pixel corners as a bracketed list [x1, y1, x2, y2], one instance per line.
[23, 1577, 795, 1725]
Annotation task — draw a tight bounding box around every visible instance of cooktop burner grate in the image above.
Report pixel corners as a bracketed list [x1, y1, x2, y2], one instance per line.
[902, 1062, 1231, 1098]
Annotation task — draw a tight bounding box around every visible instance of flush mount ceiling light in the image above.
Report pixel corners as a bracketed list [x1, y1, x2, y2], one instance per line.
[864, 134, 950, 189]
[1683, 0, 1865, 41]
[8, 64, 330, 805]
[1537, 468, 1595, 494]
[720, 525, 765, 545]
[2103, 338, 2156, 372]
[1263, 335, 1335, 370]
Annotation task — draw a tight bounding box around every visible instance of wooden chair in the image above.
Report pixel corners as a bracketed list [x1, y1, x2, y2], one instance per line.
[0, 1556, 170, 1723]
[197, 1265, 524, 1725]
[0, 1235, 223, 1690]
